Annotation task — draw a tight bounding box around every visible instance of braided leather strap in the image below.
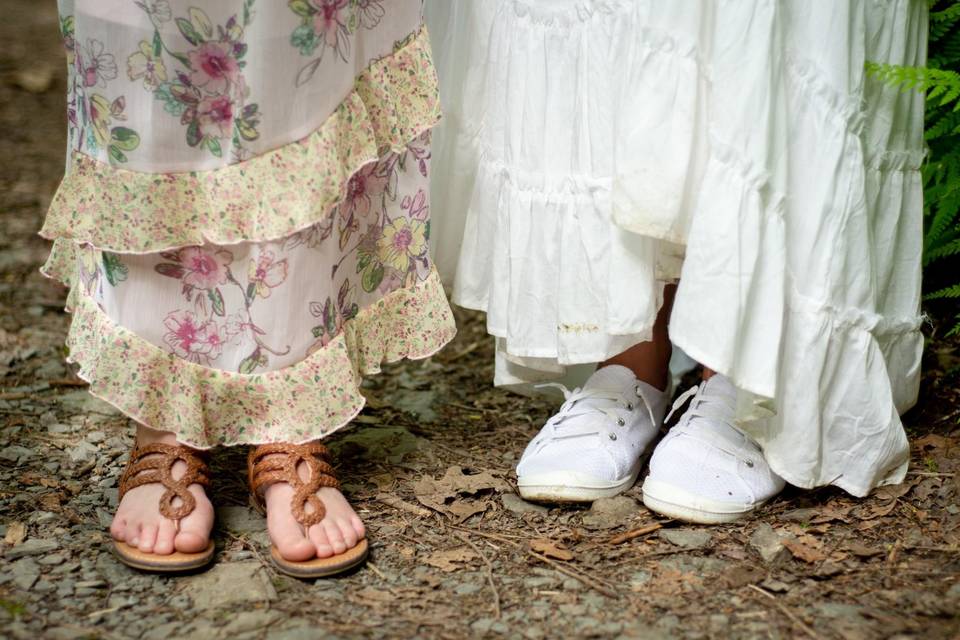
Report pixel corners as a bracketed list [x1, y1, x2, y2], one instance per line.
[248, 443, 340, 527]
[118, 443, 211, 520]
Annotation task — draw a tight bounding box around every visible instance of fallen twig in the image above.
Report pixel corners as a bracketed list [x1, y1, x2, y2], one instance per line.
[456, 531, 502, 620]
[747, 584, 823, 640]
[608, 522, 663, 544]
[377, 493, 433, 518]
[527, 551, 618, 598]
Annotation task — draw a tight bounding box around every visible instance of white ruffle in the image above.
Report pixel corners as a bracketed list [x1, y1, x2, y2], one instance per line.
[427, 0, 927, 496]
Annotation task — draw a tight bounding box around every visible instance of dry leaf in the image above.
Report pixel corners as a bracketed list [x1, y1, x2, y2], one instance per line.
[874, 480, 917, 502]
[783, 538, 827, 563]
[4, 521, 26, 546]
[857, 500, 899, 521]
[447, 499, 489, 523]
[530, 538, 574, 561]
[914, 434, 950, 451]
[423, 546, 479, 572]
[412, 466, 509, 513]
[843, 542, 882, 558]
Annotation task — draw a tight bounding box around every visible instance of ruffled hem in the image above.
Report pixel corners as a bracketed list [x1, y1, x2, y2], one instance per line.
[56, 266, 455, 449]
[39, 26, 440, 255]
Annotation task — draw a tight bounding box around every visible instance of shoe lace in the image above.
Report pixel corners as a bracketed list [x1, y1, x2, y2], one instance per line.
[535, 382, 655, 441]
[664, 380, 761, 457]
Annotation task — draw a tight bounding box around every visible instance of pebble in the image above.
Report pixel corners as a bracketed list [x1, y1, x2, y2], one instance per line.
[181, 562, 277, 610]
[37, 553, 67, 566]
[501, 493, 548, 515]
[750, 523, 791, 563]
[0, 445, 35, 464]
[10, 557, 41, 590]
[658, 528, 713, 549]
[4, 538, 59, 559]
[581, 496, 642, 529]
[86, 431, 106, 444]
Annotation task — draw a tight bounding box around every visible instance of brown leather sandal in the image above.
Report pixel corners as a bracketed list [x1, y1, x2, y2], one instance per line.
[113, 442, 215, 572]
[248, 442, 368, 578]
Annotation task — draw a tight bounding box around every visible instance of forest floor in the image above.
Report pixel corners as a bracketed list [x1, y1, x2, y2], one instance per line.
[1, 3, 958, 639]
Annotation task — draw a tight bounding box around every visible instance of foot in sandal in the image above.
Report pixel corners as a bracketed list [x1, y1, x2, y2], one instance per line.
[109, 426, 215, 571]
[249, 442, 367, 578]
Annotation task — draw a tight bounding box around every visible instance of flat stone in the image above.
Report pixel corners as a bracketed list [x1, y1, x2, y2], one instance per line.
[779, 507, 820, 523]
[4, 538, 59, 559]
[180, 562, 276, 610]
[219, 610, 283, 637]
[750, 523, 791, 563]
[0, 446, 34, 464]
[581, 496, 642, 529]
[658, 528, 713, 549]
[11, 557, 41, 590]
[37, 553, 67, 566]
[502, 493, 548, 515]
[55, 390, 119, 416]
[67, 441, 98, 464]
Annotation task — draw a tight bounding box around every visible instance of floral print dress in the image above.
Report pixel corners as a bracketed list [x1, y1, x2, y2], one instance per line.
[42, 0, 455, 448]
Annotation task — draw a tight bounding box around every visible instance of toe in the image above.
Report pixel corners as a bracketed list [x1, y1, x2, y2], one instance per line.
[308, 524, 334, 558]
[336, 518, 359, 550]
[272, 522, 316, 561]
[126, 523, 142, 547]
[138, 524, 159, 553]
[323, 520, 347, 555]
[174, 486, 213, 554]
[154, 519, 177, 556]
[109, 517, 126, 541]
[350, 515, 366, 541]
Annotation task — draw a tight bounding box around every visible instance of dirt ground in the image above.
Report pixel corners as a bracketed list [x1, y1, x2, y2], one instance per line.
[1, 3, 958, 639]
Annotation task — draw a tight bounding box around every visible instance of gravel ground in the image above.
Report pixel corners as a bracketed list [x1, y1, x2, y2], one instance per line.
[1, 3, 958, 639]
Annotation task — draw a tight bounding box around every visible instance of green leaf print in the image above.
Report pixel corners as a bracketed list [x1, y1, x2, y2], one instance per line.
[110, 127, 140, 151]
[290, 23, 318, 56]
[176, 17, 203, 46]
[288, 0, 316, 18]
[361, 263, 385, 293]
[101, 253, 128, 287]
[153, 83, 187, 117]
[186, 120, 202, 147]
[108, 146, 128, 164]
[238, 348, 264, 374]
[206, 136, 223, 157]
[208, 288, 225, 316]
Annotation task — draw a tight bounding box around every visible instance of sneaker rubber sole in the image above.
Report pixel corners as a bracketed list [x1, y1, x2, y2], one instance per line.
[518, 461, 642, 503]
[641, 477, 768, 524]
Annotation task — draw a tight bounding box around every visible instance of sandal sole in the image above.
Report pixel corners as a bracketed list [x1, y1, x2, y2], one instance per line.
[113, 540, 215, 573]
[270, 538, 368, 579]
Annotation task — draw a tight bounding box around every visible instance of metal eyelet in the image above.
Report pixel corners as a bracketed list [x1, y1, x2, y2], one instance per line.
[626, 403, 634, 411]
[609, 433, 617, 441]
[616, 418, 626, 427]
[745, 460, 755, 468]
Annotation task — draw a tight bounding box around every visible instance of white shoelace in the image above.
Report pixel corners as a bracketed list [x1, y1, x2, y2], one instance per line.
[534, 382, 656, 442]
[664, 380, 762, 460]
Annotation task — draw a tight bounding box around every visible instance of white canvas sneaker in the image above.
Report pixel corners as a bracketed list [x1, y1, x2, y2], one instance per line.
[516, 365, 669, 503]
[642, 374, 785, 523]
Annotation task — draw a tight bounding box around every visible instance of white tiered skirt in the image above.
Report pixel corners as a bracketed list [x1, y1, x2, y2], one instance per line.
[427, 0, 927, 496]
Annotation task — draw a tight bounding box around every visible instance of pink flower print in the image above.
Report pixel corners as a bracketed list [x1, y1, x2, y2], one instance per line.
[163, 310, 227, 363]
[343, 164, 388, 220]
[247, 250, 289, 299]
[312, 0, 348, 48]
[188, 42, 240, 94]
[196, 94, 234, 139]
[179, 247, 232, 290]
[79, 38, 118, 88]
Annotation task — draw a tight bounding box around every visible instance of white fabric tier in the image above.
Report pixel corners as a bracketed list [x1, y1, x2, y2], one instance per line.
[427, 0, 927, 496]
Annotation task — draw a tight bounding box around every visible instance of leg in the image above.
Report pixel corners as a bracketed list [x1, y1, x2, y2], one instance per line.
[600, 284, 676, 392]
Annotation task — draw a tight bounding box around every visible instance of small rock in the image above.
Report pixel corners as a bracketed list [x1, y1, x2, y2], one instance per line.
[86, 431, 106, 444]
[216, 506, 267, 534]
[750, 523, 791, 563]
[180, 562, 276, 610]
[67, 441, 99, 464]
[0, 446, 34, 464]
[11, 558, 41, 590]
[779, 507, 819, 523]
[502, 493, 548, 515]
[454, 583, 482, 595]
[658, 528, 713, 549]
[221, 610, 284, 636]
[46, 424, 72, 434]
[4, 538, 59, 559]
[581, 496, 642, 529]
[37, 553, 67, 566]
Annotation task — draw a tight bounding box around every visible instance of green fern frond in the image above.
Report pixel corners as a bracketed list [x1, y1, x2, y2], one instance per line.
[924, 283, 960, 300]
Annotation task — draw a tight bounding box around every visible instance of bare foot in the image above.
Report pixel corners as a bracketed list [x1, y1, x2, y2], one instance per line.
[262, 450, 365, 561]
[109, 425, 214, 555]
